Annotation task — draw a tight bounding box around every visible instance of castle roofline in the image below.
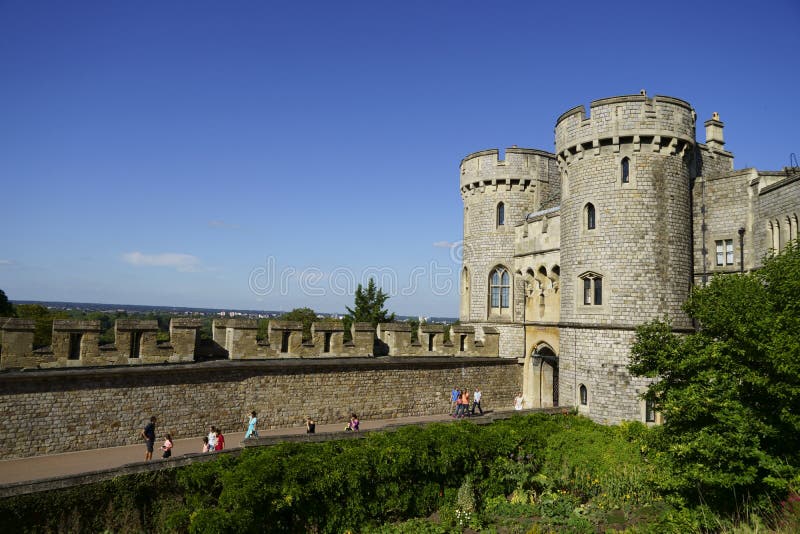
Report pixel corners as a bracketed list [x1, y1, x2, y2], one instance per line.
[460, 147, 555, 167]
[555, 94, 693, 126]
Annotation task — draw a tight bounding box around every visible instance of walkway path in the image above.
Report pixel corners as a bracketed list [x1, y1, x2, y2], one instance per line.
[0, 411, 519, 486]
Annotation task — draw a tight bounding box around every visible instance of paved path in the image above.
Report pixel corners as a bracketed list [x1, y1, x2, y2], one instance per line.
[0, 411, 504, 486]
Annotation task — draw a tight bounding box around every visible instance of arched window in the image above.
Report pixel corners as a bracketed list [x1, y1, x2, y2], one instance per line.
[489, 267, 510, 310]
[621, 157, 630, 184]
[585, 203, 596, 230]
[579, 384, 587, 405]
[497, 202, 505, 227]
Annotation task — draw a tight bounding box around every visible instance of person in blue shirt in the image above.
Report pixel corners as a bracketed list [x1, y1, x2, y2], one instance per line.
[245, 411, 259, 439]
[140, 416, 156, 461]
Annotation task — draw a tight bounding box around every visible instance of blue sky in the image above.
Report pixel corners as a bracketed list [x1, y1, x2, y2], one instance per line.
[1, 0, 798, 317]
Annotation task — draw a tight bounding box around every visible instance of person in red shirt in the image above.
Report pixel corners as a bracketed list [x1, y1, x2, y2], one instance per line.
[215, 428, 225, 451]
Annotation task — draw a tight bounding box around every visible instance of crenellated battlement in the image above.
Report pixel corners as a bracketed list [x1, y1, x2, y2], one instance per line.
[0, 318, 500, 370]
[554, 94, 695, 163]
[460, 147, 556, 195]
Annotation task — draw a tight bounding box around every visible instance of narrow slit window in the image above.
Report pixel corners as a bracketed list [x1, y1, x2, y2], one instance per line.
[621, 158, 630, 184]
[586, 203, 596, 230]
[580, 384, 587, 405]
[497, 202, 505, 227]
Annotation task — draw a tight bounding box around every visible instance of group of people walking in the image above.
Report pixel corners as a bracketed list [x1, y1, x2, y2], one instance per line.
[451, 387, 483, 418]
[139, 412, 251, 461]
[140, 388, 492, 462]
[139, 416, 172, 461]
[202, 426, 226, 453]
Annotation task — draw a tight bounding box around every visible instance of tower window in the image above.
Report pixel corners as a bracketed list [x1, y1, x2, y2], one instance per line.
[585, 203, 596, 230]
[490, 267, 510, 310]
[497, 202, 505, 227]
[715, 239, 734, 266]
[621, 157, 630, 184]
[579, 384, 587, 405]
[580, 273, 603, 305]
[645, 399, 656, 422]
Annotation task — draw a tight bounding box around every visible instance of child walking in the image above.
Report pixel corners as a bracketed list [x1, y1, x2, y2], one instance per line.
[161, 433, 173, 459]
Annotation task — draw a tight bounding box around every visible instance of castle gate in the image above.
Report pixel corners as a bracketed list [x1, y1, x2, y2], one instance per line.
[528, 344, 558, 408]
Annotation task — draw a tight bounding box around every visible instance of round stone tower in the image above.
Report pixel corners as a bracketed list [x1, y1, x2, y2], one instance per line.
[554, 93, 695, 422]
[459, 147, 558, 357]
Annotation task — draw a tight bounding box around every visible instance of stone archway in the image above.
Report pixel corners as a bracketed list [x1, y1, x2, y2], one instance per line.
[529, 344, 558, 408]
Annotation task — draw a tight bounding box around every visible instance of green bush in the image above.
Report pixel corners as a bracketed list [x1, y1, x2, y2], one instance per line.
[4, 413, 796, 532]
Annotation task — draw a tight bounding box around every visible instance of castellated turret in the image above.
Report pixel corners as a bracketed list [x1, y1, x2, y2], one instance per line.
[459, 147, 559, 357]
[554, 94, 696, 422]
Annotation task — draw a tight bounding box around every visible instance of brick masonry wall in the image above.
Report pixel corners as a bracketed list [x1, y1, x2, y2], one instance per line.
[0, 358, 521, 460]
[559, 327, 654, 424]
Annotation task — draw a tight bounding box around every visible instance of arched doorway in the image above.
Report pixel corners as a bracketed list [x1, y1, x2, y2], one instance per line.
[531, 344, 558, 408]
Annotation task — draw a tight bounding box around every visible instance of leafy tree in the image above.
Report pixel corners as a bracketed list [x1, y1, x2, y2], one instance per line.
[15, 304, 69, 349]
[280, 307, 317, 341]
[630, 240, 800, 507]
[0, 289, 15, 317]
[345, 278, 395, 330]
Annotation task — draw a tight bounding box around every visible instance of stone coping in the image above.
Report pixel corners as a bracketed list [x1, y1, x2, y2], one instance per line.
[0, 356, 516, 384]
[460, 147, 556, 167]
[52, 320, 101, 332]
[0, 318, 36, 331]
[170, 318, 203, 328]
[115, 320, 159, 331]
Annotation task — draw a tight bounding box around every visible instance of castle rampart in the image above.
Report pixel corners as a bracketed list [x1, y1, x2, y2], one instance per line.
[0, 319, 500, 370]
[555, 94, 695, 157]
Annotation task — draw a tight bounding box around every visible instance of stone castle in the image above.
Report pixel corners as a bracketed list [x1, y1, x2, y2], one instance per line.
[0, 91, 798, 461]
[459, 91, 800, 423]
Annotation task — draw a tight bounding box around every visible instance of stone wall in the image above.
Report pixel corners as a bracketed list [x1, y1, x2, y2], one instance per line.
[756, 170, 800, 255]
[0, 357, 520, 460]
[559, 326, 654, 424]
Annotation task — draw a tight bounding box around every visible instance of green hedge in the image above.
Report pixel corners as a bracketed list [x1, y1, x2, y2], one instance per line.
[2, 414, 793, 532]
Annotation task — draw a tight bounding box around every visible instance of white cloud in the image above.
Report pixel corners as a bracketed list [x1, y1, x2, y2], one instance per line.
[432, 241, 457, 248]
[0, 259, 13, 265]
[122, 252, 202, 272]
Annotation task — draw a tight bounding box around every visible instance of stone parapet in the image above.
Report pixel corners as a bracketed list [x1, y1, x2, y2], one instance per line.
[168, 319, 201, 363]
[555, 94, 695, 157]
[1, 318, 37, 369]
